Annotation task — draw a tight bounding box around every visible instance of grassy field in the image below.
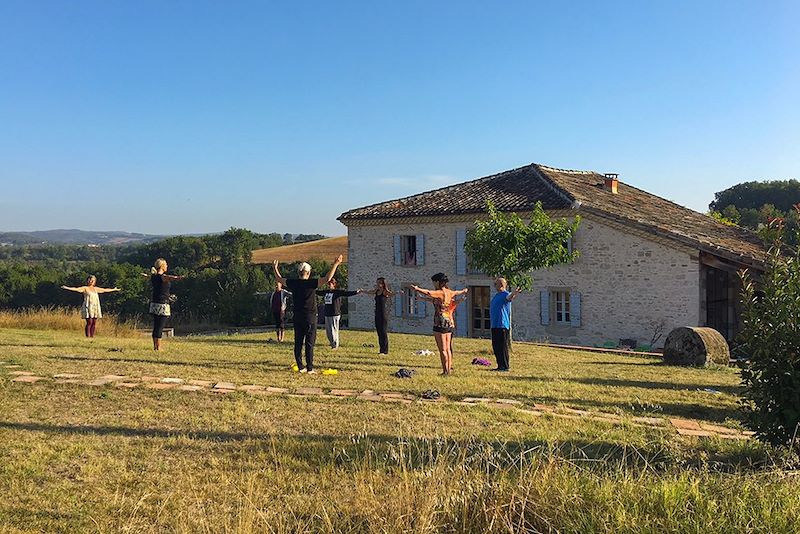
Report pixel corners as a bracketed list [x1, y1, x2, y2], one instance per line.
[1, 325, 799, 533]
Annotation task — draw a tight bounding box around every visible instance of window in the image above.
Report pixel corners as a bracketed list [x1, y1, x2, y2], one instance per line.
[553, 290, 571, 324]
[540, 289, 581, 327]
[399, 286, 426, 318]
[394, 234, 425, 266]
[402, 235, 417, 266]
[403, 286, 418, 316]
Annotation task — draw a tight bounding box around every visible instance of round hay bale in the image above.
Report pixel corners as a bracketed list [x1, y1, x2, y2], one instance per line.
[662, 327, 730, 366]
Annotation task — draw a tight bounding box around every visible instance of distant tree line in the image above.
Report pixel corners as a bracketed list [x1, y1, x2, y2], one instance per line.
[709, 179, 800, 245]
[0, 228, 345, 328]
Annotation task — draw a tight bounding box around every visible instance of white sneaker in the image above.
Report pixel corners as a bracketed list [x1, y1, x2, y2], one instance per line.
[307, 369, 318, 375]
[299, 368, 308, 374]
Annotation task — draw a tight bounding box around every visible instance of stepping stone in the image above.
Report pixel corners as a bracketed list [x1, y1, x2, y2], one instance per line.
[98, 375, 127, 382]
[699, 423, 740, 435]
[516, 408, 545, 417]
[718, 433, 750, 440]
[330, 389, 358, 397]
[115, 382, 140, 389]
[145, 382, 176, 390]
[84, 378, 117, 386]
[188, 380, 213, 387]
[265, 386, 289, 394]
[53, 373, 81, 379]
[631, 416, 665, 426]
[742, 431, 756, 437]
[669, 418, 702, 431]
[211, 388, 235, 394]
[238, 385, 265, 392]
[213, 382, 236, 391]
[676, 428, 714, 437]
[494, 398, 523, 406]
[4, 365, 22, 369]
[11, 375, 45, 383]
[9, 371, 35, 376]
[379, 392, 407, 399]
[357, 393, 383, 402]
[561, 408, 591, 416]
[361, 389, 376, 395]
[296, 387, 324, 395]
[178, 385, 203, 392]
[591, 412, 623, 423]
[161, 377, 184, 384]
[140, 376, 161, 382]
[462, 397, 493, 403]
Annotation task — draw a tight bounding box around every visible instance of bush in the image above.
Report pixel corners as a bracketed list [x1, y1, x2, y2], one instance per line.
[739, 210, 800, 446]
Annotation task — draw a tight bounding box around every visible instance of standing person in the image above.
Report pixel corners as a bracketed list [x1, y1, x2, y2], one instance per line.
[256, 282, 292, 342]
[316, 279, 363, 349]
[489, 277, 522, 372]
[61, 276, 120, 338]
[273, 255, 344, 373]
[411, 273, 468, 375]
[142, 258, 184, 351]
[419, 293, 466, 359]
[361, 278, 395, 354]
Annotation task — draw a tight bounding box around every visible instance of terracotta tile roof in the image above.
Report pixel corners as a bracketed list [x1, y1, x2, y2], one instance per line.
[338, 163, 767, 268]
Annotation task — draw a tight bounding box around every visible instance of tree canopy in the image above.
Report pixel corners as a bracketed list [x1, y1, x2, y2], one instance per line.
[464, 201, 580, 290]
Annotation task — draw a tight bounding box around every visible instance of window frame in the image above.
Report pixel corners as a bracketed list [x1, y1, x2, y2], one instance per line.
[552, 289, 571, 325]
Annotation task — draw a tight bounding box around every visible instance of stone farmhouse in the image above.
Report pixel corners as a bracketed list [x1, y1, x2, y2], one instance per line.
[337, 163, 767, 349]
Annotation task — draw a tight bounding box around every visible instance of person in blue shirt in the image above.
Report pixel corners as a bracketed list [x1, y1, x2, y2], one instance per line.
[489, 277, 522, 371]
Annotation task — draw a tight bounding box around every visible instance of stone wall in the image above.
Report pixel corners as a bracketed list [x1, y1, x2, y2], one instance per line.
[345, 214, 701, 348]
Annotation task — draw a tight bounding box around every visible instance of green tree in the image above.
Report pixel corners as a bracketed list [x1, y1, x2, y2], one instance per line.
[464, 201, 580, 290]
[710, 179, 800, 213]
[739, 212, 800, 447]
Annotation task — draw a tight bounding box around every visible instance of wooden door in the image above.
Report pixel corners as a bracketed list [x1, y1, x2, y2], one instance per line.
[470, 286, 492, 338]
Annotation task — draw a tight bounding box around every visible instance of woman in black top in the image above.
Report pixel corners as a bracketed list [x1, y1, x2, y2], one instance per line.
[141, 258, 184, 351]
[362, 277, 395, 354]
[273, 255, 344, 373]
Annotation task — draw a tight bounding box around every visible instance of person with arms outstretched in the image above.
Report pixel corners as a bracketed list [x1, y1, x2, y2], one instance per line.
[61, 275, 120, 338]
[411, 273, 468, 375]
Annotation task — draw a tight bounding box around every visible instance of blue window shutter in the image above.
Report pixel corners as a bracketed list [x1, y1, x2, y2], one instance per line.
[416, 234, 425, 266]
[393, 235, 401, 265]
[394, 293, 403, 317]
[570, 292, 581, 327]
[415, 298, 426, 318]
[540, 290, 550, 325]
[456, 229, 466, 275]
[454, 285, 468, 336]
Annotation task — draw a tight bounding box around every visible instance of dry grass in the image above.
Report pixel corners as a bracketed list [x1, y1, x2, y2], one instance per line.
[0, 307, 139, 337]
[251, 236, 348, 264]
[1, 327, 798, 532]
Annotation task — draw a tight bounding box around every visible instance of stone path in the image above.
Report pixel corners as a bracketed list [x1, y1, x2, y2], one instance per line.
[2, 363, 753, 440]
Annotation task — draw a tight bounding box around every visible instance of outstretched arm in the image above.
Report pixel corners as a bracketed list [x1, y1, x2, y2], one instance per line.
[454, 287, 469, 296]
[60, 285, 85, 293]
[272, 260, 287, 286]
[319, 255, 344, 288]
[96, 287, 121, 294]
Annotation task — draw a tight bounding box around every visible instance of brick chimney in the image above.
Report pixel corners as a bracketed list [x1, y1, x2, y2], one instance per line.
[603, 173, 619, 194]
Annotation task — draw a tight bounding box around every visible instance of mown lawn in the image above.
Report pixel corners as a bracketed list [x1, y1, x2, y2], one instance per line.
[1, 326, 798, 533]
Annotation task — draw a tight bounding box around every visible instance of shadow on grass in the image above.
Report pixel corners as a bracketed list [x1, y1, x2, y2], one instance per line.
[528, 394, 742, 423]
[0, 419, 772, 473]
[566, 377, 742, 396]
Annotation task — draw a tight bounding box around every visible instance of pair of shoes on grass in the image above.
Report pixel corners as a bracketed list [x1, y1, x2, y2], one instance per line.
[421, 389, 440, 400]
[490, 367, 510, 372]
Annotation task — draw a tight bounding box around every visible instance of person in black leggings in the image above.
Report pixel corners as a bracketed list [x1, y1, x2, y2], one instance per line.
[363, 278, 395, 354]
[273, 255, 344, 373]
[141, 258, 184, 351]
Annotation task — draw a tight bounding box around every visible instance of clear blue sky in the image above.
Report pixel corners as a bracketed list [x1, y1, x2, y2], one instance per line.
[1, 1, 798, 236]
